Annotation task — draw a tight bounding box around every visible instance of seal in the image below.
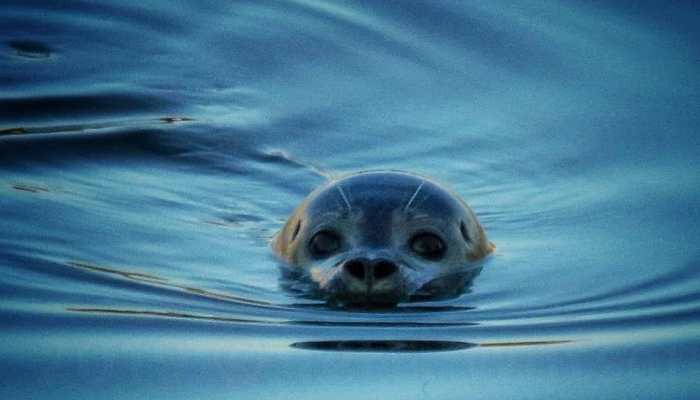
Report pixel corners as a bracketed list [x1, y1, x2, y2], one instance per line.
[272, 171, 494, 306]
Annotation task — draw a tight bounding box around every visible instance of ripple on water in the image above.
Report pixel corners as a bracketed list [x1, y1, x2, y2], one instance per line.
[1, 1, 699, 398]
[0, 92, 181, 123]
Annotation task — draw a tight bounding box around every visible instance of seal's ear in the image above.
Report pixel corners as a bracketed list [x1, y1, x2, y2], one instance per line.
[290, 219, 302, 242]
[272, 215, 298, 261]
[272, 199, 311, 263]
[477, 223, 495, 256]
[467, 222, 494, 261]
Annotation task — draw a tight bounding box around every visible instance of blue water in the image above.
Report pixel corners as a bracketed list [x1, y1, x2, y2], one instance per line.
[1, 1, 699, 398]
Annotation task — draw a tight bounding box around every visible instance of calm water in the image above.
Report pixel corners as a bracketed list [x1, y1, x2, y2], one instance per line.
[1, 1, 699, 399]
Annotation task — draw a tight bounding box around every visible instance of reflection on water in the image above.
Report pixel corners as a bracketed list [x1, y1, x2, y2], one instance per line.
[291, 339, 571, 353]
[292, 340, 478, 353]
[278, 262, 482, 307]
[1, 0, 699, 399]
[67, 261, 273, 307]
[68, 306, 478, 328]
[67, 307, 275, 325]
[70, 261, 166, 283]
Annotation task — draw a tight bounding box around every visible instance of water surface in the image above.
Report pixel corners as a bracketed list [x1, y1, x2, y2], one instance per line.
[1, 1, 699, 399]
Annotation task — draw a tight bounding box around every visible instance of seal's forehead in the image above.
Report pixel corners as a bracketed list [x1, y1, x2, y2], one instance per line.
[306, 172, 464, 219]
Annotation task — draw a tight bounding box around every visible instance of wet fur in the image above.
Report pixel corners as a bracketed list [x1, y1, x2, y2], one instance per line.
[272, 171, 494, 303]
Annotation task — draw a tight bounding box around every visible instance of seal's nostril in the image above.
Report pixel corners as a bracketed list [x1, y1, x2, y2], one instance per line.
[372, 260, 397, 280]
[343, 258, 397, 283]
[343, 259, 366, 281]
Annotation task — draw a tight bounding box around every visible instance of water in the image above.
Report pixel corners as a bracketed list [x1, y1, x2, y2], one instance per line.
[1, 1, 699, 398]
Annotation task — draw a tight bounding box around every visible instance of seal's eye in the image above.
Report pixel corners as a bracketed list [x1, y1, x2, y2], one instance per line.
[309, 230, 341, 257]
[410, 233, 446, 260]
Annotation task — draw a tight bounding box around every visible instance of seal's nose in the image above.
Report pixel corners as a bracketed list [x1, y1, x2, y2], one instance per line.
[342, 258, 398, 284]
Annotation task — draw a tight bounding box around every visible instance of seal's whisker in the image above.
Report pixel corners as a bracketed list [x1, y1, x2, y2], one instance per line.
[336, 184, 352, 212]
[273, 171, 493, 306]
[404, 181, 424, 212]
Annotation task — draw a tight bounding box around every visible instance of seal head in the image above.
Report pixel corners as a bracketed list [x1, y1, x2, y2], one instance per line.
[273, 171, 494, 306]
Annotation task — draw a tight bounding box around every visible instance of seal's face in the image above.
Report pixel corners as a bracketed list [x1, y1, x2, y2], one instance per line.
[273, 171, 494, 306]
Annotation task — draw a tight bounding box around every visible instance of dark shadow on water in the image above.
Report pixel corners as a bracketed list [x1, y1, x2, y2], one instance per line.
[291, 340, 477, 353]
[7, 39, 52, 58]
[0, 93, 180, 122]
[291, 339, 571, 353]
[0, 125, 199, 170]
[290, 302, 476, 313]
